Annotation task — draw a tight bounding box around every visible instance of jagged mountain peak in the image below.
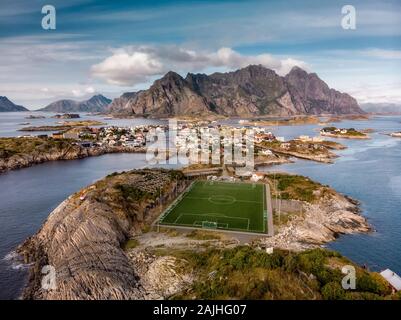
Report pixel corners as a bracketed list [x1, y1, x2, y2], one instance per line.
[86, 94, 111, 104]
[288, 65, 308, 74]
[156, 71, 184, 82]
[0, 96, 29, 112]
[40, 94, 111, 113]
[108, 65, 364, 117]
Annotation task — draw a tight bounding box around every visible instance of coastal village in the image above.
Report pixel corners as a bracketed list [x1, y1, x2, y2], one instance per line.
[2, 114, 401, 300]
[13, 116, 348, 168]
[1, 0, 401, 305]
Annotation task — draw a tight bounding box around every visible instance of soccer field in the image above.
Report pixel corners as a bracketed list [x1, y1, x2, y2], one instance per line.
[159, 180, 267, 233]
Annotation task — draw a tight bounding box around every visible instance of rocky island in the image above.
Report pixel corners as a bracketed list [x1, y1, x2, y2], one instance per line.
[25, 115, 46, 119]
[0, 137, 145, 174]
[16, 168, 395, 300]
[51, 113, 81, 119]
[241, 116, 321, 126]
[320, 127, 369, 139]
[390, 132, 401, 138]
[257, 139, 344, 163]
[19, 120, 105, 132]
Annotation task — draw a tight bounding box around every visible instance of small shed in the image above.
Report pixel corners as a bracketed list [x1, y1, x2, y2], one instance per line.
[380, 269, 401, 292]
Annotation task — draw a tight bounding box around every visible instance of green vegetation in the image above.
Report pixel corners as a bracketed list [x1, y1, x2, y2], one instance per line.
[115, 184, 149, 201]
[273, 210, 304, 226]
[166, 247, 395, 300]
[159, 227, 180, 237]
[317, 140, 347, 150]
[0, 137, 74, 159]
[122, 239, 139, 250]
[267, 174, 329, 203]
[19, 120, 105, 132]
[261, 140, 331, 157]
[160, 181, 267, 233]
[322, 127, 366, 137]
[249, 116, 320, 126]
[346, 128, 366, 137]
[91, 169, 187, 220]
[322, 126, 337, 132]
[186, 230, 222, 240]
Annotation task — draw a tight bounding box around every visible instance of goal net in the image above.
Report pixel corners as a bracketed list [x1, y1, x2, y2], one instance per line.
[201, 221, 218, 229]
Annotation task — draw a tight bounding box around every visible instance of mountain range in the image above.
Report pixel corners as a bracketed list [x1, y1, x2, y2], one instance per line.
[1, 66, 365, 116]
[0, 96, 29, 112]
[361, 103, 401, 114]
[39, 94, 111, 113]
[108, 65, 364, 117]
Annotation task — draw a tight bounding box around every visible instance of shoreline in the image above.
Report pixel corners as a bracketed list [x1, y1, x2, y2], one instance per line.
[15, 169, 371, 299]
[320, 132, 370, 140]
[0, 145, 146, 174]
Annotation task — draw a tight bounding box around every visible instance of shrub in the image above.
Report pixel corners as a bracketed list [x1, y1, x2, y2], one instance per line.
[115, 184, 147, 201]
[322, 282, 346, 300]
[356, 273, 392, 295]
[122, 239, 139, 250]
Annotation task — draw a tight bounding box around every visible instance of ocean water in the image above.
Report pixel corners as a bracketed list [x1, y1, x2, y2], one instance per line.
[0, 113, 400, 299]
[260, 116, 401, 274]
[0, 112, 167, 137]
[0, 151, 182, 299]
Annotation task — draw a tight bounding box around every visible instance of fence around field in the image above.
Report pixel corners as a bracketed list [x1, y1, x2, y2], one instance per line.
[158, 180, 196, 222]
[158, 180, 271, 235]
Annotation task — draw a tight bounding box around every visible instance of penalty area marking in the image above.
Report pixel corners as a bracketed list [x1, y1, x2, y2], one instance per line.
[186, 196, 262, 204]
[174, 212, 250, 230]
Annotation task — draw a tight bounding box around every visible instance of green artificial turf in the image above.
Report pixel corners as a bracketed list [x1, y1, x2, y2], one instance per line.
[159, 180, 267, 233]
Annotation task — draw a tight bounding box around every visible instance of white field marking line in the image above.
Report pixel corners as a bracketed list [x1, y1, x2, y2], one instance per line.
[200, 180, 258, 188]
[262, 184, 266, 232]
[207, 195, 236, 205]
[193, 221, 229, 229]
[185, 196, 262, 204]
[262, 185, 267, 232]
[175, 212, 250, 228]
[200, 184, 259, 191]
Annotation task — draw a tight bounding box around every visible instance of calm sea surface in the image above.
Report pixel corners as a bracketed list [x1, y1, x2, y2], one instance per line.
[0, 113, 400, 299]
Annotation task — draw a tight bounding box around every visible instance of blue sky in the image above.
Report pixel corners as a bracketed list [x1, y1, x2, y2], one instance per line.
[0, 0, 400, 109]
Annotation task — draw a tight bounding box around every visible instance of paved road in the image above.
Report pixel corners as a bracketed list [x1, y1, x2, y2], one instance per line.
[265, 183, 275, 237]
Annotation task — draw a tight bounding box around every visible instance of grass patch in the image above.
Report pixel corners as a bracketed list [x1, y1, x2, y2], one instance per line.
[186, 230, 222, 240]
[122, 239, 139, 250]
[0, 137, 75, 159]
[267, 174, 327, 203]
[166, 247, 395, 300]
[273, 210, 304, 226]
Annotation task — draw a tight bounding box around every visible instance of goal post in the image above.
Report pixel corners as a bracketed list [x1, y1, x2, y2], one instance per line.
[201, 221, 218, 229]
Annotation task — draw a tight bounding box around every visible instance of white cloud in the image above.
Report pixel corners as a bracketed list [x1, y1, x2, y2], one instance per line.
[71, 86, 97, 98]
[363, 49, 401, 60]
[91, 49, 163, 86]
[85, 86, 96, 94]
[348, 82, 401, 104]
[91, 46, 309, 86]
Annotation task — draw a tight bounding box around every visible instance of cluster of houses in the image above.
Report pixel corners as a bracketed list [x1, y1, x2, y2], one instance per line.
[28, 121, 290, 157]
[49, 125, 164, 148]
[320, 127, 349, 135]
[296, 135, 324, 143]
[98, 126, 148, 147]
[173, 124, 279, 157]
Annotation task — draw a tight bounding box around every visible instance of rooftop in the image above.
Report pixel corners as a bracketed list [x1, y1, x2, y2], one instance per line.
[380, 269, 401, 291]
